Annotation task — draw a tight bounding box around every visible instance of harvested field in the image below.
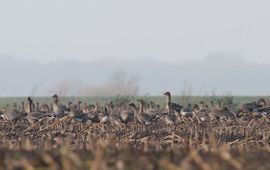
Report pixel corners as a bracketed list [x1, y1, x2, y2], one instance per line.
[1, 114, 270, 170]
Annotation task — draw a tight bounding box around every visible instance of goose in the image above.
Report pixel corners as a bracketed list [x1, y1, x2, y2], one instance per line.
[180, 104, 193, 117]
[128, 103, 139, 123]
[252, 98, 270, 116]
[192, 104, 209, 122]
[69, 101, 83, 117]
[163, 92, 182, 124]
[209, 106, 236, 121]
[72, 102, 91, 122]
[39, 104, 50, 113]
[254, 98, 267, 110]
[71, 101, 94, 122]
[257, 107, 270, 114]
[149, 101, 155, 109]
[88, 102, 100, 122]
[163, 92, 183, 113]
[82, 103, 90, 114]
[239, 99, 264, 113]
[120, 108, 135, 124]
[25, 97, 34, 115]
[99, 107, 109, 123]
[135, 99, 152, 124]
[107, 102, 123, 125]
[71, 102, 91, 122]
[140, 101, 165, 119]
[199, 101, 205, 110]
[2, 105, 23, 122]
[12, 103, 18, 110]
[52, 94, 68, 118]
[108, 101, 134, 124]
[26, 97, 50, 124]
[109, 112, 122, 125]
[0, 109, 4, 119]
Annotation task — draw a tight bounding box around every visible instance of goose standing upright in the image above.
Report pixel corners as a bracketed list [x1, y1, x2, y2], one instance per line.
[108, 102, 123, 125]
[164, 92, 183, 113]
[52, 94, 67, 118]
[163, 91, 183, 124]
[26, 97, 49, 124]
[136, 99, 152, 124]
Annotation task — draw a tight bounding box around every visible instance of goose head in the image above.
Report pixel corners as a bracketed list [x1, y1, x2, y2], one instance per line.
[163, 91, 171, 97]
[258, 98, 266, 106]
[128, 103, 136, 109]
[136, 99, 144, 105]
[27, 97, 32, 102]
[52, 94, 59, 102]
[27, 97, 34, 105]
[52, 94, 58, 98]
[223, 107, 229, 111]
[204, 104, 209, 110]
[192, 104, 200, 112]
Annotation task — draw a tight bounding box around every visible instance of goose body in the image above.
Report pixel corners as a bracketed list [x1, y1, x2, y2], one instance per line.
[164, 113, 176, 124]
[98, 108, 109, 123]
[52, 95, 67, 118]
[240, 98, 266, 113]
[180, 104, 193, 117]
[164, 92, 183, 113]
[192, 104, 209, 122]
[209, 107, 236, 120]
[26, 97, 50, 124]
[135, 100, 153, 124]
[256, 106, 270, 115]
[120, 107, 135, 124]
[3, 108, 23, 121]
[73, 113, 89, 122]
[109, 112, 122, 125]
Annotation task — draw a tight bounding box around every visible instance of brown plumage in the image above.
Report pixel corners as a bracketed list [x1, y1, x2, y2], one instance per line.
[26, 97, 50, 124]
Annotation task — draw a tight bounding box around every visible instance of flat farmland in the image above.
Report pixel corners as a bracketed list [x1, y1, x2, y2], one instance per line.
[0, 95, 270, 170]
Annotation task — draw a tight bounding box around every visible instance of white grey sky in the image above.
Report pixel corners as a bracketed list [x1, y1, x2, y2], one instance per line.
[0, 0, 270, 63]
[1, 1, 270, 96]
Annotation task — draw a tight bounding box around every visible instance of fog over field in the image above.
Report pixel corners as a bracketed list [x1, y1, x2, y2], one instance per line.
[0, 0, 269, 96]
[0, 54, 269, 96]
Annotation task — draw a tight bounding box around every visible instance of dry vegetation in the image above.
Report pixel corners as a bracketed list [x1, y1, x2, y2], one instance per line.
[49, 71, 140, 97]
[1, 113, 270, 170]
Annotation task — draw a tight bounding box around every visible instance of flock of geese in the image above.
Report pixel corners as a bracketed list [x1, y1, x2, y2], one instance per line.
[0, 92, 270, 125]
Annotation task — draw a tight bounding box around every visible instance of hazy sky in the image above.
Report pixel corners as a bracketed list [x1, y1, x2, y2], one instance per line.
[0, 0, 270, 64]
[0, 1, 270, 96]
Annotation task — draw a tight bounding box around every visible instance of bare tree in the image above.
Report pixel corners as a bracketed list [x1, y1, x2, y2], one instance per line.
[78, 70, 140, 96]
